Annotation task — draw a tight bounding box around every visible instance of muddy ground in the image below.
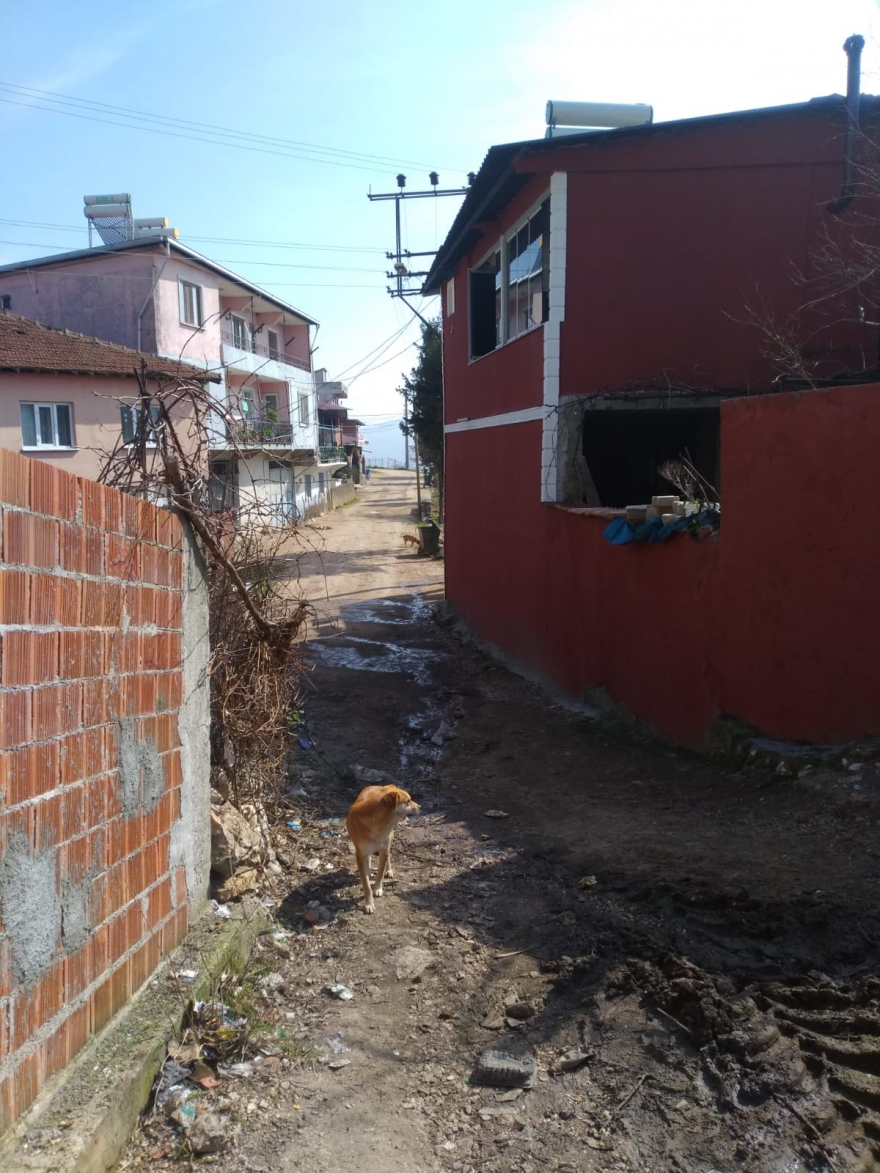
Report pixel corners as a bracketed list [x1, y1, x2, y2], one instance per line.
[122, 469, 880, 1173]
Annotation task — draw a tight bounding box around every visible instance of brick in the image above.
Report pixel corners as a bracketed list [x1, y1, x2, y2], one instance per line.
[67, 1000, 90, 1062]
[0, 1001, 8, 1063]
[1, 630, 58, 686]
[102, 486, 122, 535]
[106, 533, 139, 581]
[13, 1051, 41, 1121]
[32, 572, 81, 627]
[79, 477, 105, 529]
[104, 582, 124, 628]
[59, 524, 103, 576]
[80, 580, 105, 627]
[0, 568, 29, 624]
[30, 460, 78, 521]
[3, 740, 60, 805]
[0, 448, 30, 508]
[32, 683, 81, 740]
[0, 940, 13, 999]
[146, 877, 172, 928]
[0, 689, 30, 749]
[162, 749, 182, 791]
[130, 936, 160, 994]
[156, 508, 183, 551]
[169, 552, 183, 590]
[3, 510, 58, 569]
[83, 679, 113, 726]
[0, 1073, 13, 1135]
[59, 630, 103, 681]
[155, 672, 182, 713]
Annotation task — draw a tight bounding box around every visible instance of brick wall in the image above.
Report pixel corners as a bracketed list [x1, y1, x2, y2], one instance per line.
[0, 448, 200, 1132]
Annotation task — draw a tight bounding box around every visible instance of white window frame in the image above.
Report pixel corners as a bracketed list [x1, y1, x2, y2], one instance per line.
[298, 392, 311, 426]
[121, 401, 164, 448]
[467, 190, 550, 362]
[230, 314, 250, 350]
[446, 278, 455, 316]
[20, 402, 74, 450]
[267, 328, 280, 360]
[179, 279, 203, 328]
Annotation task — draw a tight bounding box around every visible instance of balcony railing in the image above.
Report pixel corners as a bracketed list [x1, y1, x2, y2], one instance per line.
[231, 417, 296, 447]
[319, 446, 346, 464]
[221, 331, 311, 372]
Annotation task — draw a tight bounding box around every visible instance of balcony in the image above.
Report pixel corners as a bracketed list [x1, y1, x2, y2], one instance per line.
[230, 417, 296, 449]
[319, 445, 346, 464]
[221, 331, 311, 373]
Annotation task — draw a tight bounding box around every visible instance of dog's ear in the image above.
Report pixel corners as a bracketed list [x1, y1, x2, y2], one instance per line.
[382, 791, 398, 809]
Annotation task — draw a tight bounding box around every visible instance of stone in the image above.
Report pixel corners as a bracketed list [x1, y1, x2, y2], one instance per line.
[470, 1051, 536, 1088]
[186, 1111, 227, 1153]
[210, 803, 266, 879]
[389, 946, 434, 982]
[215, 868, 259, 901]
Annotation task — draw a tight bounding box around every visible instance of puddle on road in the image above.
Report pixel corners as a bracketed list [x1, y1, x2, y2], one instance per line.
[306, 591, 441, 687]
[306, 589, 453, 788]
[308, 635, 440, 687]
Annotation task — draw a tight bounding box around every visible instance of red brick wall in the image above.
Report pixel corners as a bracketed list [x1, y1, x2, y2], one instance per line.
[0, 449, 190, 1132]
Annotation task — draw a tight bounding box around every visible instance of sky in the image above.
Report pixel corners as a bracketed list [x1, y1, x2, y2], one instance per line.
[3, 0, 880, 461]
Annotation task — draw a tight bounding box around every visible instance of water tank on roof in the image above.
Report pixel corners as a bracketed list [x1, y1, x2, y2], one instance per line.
[545, 100, 653, 130]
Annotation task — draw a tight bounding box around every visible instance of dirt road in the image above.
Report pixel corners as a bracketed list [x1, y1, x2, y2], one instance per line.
[126, 469, 880, 1173]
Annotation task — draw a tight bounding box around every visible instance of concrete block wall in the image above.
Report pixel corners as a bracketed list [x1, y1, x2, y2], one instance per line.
[0, 448, 210, 1132]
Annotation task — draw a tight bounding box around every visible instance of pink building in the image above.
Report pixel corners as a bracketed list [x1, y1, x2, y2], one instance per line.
[0, 234, 344, 521]
[0, 313, 218, 480]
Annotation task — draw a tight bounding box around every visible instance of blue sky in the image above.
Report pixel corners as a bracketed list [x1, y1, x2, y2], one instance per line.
[3, 0, 879, 460]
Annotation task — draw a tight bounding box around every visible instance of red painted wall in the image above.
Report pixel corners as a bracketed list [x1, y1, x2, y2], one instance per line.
[443, 175, 553, 423]
[446, 384, 880, 748]
[443, 108, 874, 428]
[716, 385, 880, 742]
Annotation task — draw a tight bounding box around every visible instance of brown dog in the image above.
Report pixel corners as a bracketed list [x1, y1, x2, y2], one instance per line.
[402, 533, 420, 548]
[346, 785, 420, 913]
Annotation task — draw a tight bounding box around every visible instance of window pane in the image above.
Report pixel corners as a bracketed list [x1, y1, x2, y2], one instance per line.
[20, 404, 36, 446]
[38, 406, 53, 445]
[56, 405, 72, 447]
[121, 404, 135, 444]
[193, 285, 201, 325]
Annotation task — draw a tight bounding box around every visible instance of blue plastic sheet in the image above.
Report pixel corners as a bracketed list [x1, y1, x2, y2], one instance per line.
[603, 510, 718, 546]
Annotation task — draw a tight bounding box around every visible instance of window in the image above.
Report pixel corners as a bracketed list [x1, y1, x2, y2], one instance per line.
[507, 200, 549, 341]
[231, 315, 250, 350]
[469, 249, 500, 359]
[267, 329, 280, 360]
[468, 197, 550, 359]
[121, 401, 163, 447]
[21, 403, 73, 449]
[299, 393, 310, 426]
[0, 295, 11, 311]
[304, 473, 312, 499]
[581, 407, 720, 507]
[239, 386, 255, 416]
[263, 393, 279, 417]
[179, 280, 202, 327]
[208, 460, 238, 511]
[446, 279, 455, 316]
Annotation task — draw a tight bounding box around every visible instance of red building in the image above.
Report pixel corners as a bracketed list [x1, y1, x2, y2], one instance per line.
[424, 94, 880, 749]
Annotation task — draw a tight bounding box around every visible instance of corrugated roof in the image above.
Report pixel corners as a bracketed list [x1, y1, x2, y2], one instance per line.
[0, 237, 319, 328]
[0, 313, 221, 382]
[423, 94, 872, 293]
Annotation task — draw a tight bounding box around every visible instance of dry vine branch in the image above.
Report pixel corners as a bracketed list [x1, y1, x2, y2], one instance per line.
[98, 364, 316, 816]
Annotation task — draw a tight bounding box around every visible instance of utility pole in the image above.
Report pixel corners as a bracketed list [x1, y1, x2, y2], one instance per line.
[414, 432, 422, 518]
[367, 171, 473, 320]
[403, 390, 410, 471]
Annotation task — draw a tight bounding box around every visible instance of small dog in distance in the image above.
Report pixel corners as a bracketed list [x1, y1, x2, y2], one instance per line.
[346, 785, 420, 913]
[402, 533, 420, 549]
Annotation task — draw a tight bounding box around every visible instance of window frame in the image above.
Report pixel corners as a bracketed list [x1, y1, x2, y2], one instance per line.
[230, 314, 251, 351]
[121, 401, 164, 448]
[178, 279, 203, 328]
[298, 392, 311, 426]
[267, 329, 280, 360]
[467, 190, 551, 362]
[20, 402, 75, 450]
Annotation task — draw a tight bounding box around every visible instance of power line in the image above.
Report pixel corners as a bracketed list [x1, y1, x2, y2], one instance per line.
[0, 218, 388, 255]
[0, 83, 469, 176]
[0, 81, 467, 173]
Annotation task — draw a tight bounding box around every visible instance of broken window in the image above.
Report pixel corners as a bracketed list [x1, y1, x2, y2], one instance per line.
[469, 249, 500, 359]
[581, 406, 720, 508]
[507, 200, 549, 341]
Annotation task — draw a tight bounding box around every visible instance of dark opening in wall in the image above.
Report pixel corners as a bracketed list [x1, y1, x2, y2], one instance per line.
[582, 406, 720, 507]
[469, 250, 500, 359]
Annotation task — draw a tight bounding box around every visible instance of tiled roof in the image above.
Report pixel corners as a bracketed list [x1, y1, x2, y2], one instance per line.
[0, 313, 220, 382]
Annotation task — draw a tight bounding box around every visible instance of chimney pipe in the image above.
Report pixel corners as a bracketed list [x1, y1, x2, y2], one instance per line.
[828, 34, 866, 214]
